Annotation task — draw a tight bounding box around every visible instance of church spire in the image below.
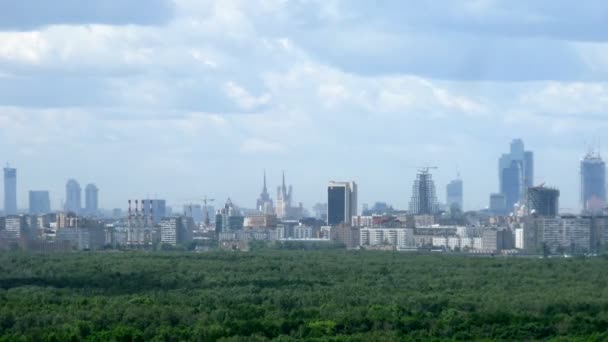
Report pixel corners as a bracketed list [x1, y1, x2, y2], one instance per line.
[263, 169, 267, 192]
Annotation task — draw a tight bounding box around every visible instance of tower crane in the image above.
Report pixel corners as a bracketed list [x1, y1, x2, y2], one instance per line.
[182, 196, 216, 228]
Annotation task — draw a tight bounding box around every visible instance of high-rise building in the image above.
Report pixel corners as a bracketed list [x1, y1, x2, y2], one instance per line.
[29, 191, 51, 215]
[84, 183, 99, 215]
[327, 181, 358, 225]
[215, 198, 244, 233]
[408, 169, 438, 215]
[160, 216, 194, 246]
[151, 199, 166, 224]
[498, 139, 534, 213]
[275, 171, 293, 219]
[489, 193, 507, 216]
[3, 165, 17, 215]
[580, 152, 606, 212]
[256, 170, 274, 214]
[526, 186, 559, 217]
[446, 177, 463, 211]
[65, 179, 82, 214]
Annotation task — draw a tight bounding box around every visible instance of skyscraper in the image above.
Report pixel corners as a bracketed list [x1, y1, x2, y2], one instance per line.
[275, 171, 292, 219]
[256, 170, 274, 214]
[29, 190, 50, 215]
[526, 186, 559, 217]
[3, 165, 17, 215]
[327, 181, 357, 225]
[85, 183, 99, 214]
[446, 176, 463, 211]
[65, 179, 81, 214]
[581, 152, 606, 212]
[409, 169, 438, 215]
[499, 139, 534, 212]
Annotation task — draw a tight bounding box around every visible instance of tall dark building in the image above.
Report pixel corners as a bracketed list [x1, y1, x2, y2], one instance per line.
[408, 169, 438, 215]
[499, 139, 534, 213]
[85, 183, 99, 215]
[65, 179, 81, 214]
[29, 191, 51, 215]
[3, 165, 17, 215]
[526, 186, 559, 217]
[581, 152, 606, 212]
[327, 181, 357, 225]
[446, 176, 463, 211]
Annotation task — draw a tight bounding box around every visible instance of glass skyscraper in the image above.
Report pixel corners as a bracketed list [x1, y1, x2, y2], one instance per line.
[498, 139, 534, 213]
[581, 152, 606, 212]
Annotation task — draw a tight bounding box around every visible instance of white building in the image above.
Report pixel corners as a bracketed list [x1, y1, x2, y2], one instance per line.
[360, 228, 408, 249]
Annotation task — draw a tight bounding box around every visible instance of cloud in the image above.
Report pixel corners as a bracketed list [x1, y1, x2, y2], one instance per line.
[0, 0, 175, 30]
[240, 139, 287, 154]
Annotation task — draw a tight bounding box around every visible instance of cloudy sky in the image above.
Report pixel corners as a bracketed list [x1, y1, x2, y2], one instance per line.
[1, 0, 607, 212]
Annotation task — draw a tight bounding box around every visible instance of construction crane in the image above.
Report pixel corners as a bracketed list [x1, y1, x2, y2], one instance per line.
[183, 196, 215, 228]
[405, 165, 439, 174]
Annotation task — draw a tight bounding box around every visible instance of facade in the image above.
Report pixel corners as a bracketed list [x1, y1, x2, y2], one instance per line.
[65, 179, 82, 214]
[360, 228, 408, 249]
[29, 191, 51, 215]
[160, 216, 194, 246]
[55, 227, 106, 250]
[5, 215, 25, 239]
[327, 181, 358, 225]
[526, 186, 559, 217]
[580, 152, 606, 212]
[3, 166, 17, 215]
[489, 193, 507, 216]
[256, 170, 274, 214]
[523, 216, 592, 254]
[243, 213, 277, 228]
[498, 139, 534, 213]
[408, 169, 438, 215]
[84, 183, 99, 215]
[446, 177, 463, 211]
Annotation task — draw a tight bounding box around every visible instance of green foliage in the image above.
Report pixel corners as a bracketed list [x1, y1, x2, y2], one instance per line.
[0, 251, 607, 340]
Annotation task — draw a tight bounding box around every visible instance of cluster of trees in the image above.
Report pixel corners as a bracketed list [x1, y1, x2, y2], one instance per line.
[0, 251, 608, 341]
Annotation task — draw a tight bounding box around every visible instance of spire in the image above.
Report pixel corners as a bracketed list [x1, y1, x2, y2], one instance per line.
[282, 170, 286, 190]
[263, 169, 267, 192]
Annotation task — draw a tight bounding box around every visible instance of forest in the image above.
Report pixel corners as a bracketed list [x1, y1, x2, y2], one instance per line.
[1, 250, 608, 341]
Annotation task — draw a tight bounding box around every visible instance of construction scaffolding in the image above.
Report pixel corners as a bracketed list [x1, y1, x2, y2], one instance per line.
[408, 168, 439, 215]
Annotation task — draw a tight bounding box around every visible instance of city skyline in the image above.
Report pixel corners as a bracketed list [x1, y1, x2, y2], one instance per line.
[1, 1, 608, 211]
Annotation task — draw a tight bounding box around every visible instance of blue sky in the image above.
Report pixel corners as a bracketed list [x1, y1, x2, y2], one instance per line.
[1, 0, 607, 212]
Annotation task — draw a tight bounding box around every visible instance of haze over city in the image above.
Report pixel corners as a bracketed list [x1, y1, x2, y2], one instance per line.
[2, 1, 608, 211]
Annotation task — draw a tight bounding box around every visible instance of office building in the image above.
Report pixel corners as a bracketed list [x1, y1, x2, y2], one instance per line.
[499, 139, 534, 212]
[408, 169, 438, 215]
[581, 152, 606, 212]
[29, 191, 51, 215]
[522, 216, 592, 254]
[160, 216, 194, 246]
[446, 177, 463, 211]
[526, 186, 559, 217]
[215, 198, 244, 233]
[84, 183, 99, 215]
[3, 166, 17, 215]
[65, 179, 82, 214]
[489, 193, 507, 215]
[5, 215, 25, 239]
[151, 199, 166, 224]
[327, 181, 358, 225]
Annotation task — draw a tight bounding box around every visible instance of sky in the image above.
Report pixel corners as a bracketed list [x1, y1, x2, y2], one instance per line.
[1, 0, 608, 213]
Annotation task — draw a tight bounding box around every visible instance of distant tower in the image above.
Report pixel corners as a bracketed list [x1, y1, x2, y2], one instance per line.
[256, 170, 274, 214]
[408, 169, 438, 215]
[446, 175, 463, 211]
[85, 183, 99, 215]
[275, 171, 293, 219]
[29, 190, 51, 215]
[3, 165, 17, 215]
[65, 179, 82, 214]
[581, 151, 606, 212]
[526, 186, 559, 217]
[498, 139, 534, 213]
[327, 181, 358, 225]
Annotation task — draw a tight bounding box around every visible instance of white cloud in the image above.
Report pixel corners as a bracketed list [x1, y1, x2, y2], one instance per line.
[240, 138, 287, 154]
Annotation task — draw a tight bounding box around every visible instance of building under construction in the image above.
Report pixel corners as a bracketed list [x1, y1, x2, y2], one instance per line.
[526, 185, 560, 217]
[408, 169, 439, 215]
